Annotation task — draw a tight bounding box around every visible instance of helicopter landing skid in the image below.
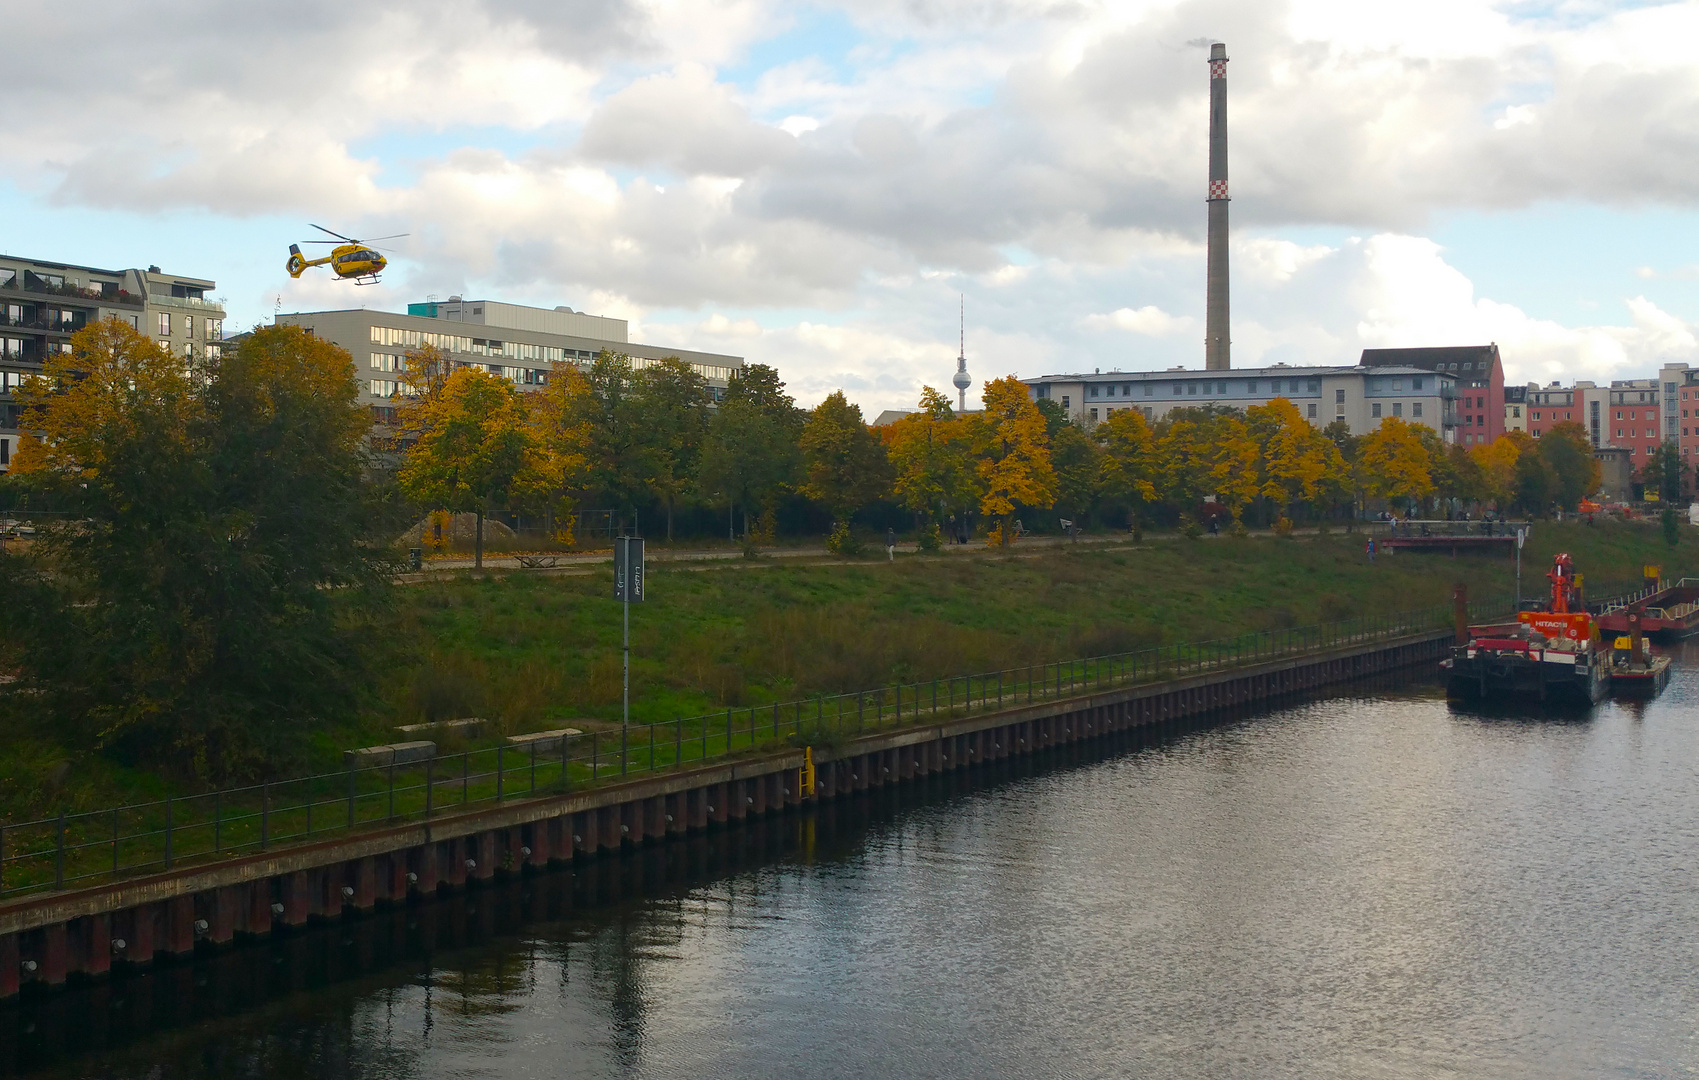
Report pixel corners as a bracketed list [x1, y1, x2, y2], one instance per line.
[351, 275, 382, 286]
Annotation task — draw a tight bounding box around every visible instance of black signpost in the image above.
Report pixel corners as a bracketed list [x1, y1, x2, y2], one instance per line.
[614, 537, 644, 773]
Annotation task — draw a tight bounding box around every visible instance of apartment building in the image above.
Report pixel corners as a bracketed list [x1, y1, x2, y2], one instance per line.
[0, 255, 225, 471]
[1504, 385, 1527, 433]
[277, 299, 743, 427]
[1362, 344, 1502, 445]
[1022, 363, 1458, 440]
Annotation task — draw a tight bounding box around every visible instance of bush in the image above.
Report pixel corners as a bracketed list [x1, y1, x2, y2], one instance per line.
[825, 520, 863, 556]
[917, 523, 943, 552]
[1274, 516, 1295, 538]
[1180, 515, 1203, 540]
[1230, 518, 1248, 538]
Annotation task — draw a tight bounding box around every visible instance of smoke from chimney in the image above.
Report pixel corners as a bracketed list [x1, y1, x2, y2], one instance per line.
[1205, 42, 1230, 371]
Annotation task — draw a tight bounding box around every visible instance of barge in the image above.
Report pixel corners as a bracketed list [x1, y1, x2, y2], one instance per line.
[1445, 554, 1609, 704]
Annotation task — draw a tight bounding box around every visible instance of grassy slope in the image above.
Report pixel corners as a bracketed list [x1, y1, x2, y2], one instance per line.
[4, 519, 1694, 821]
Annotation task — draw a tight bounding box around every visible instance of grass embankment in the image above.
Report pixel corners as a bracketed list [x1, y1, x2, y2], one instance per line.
[3, 520, 1694, 827]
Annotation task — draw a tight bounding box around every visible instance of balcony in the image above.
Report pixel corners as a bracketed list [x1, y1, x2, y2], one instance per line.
[147, 292, 224, 312]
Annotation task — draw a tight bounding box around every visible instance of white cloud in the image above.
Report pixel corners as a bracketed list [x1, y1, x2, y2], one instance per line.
[1084, 306, 1195, 336]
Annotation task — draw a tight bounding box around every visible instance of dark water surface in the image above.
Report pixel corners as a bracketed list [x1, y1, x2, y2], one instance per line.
[7, 647, 1699, 1079]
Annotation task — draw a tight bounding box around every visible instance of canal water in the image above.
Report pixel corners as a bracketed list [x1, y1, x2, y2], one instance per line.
[6, 646, 1699, 1079]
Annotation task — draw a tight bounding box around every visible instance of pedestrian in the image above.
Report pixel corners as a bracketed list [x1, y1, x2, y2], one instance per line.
[886, 526, 897, 561]
[1366, 537, 1376, 563]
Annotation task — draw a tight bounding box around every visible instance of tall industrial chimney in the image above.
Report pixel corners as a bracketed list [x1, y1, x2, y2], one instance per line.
[1205, 42, 1230, 371]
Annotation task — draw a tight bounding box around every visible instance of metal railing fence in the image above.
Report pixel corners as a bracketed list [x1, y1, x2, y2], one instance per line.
[0, 594, 1523, 899]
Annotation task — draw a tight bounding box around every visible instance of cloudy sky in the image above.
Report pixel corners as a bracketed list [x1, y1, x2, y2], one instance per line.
[5, 0, 1698, 410]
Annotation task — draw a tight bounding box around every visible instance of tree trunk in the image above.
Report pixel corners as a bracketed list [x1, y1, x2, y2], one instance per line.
[475, 508, 484, 570]
[1000, 513, 1012, 547]
[666, 498, 674, 542]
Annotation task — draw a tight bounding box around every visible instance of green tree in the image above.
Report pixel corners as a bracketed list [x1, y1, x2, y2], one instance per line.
[1638, 440, 1689, 502]
[575, 353, 658, 526]
[398, 366, 542, 568]
[634, 358, 711, 540]
[1050, 423, 1102, 526]
[799, 390, 891, 523]
[1, 321, 383, 779]
[1538, 421, 1600, 512]
[698, 403, 799, 541]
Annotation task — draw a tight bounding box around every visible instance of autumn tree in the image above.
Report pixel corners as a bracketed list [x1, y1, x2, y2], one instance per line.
[1357, 416, 1435, 513]
[1247, 398, 1344, 522]
[1470, 434, 1524, 510]
[0, 321, 383, 778]
[1050, 422, 1103, 526]
[1639, 440, 1691, 503]
[1096, 407, 1158, 536]
[886, 386, 978, 527]
[398, 367, 542, 568]
[799, 390, 891, 523]
[972, 376, 1055, 546]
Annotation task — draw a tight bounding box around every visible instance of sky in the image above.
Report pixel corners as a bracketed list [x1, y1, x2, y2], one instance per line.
[4, 0, 1698, 412]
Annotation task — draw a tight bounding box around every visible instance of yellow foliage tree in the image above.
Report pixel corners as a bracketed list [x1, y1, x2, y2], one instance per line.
[1469, 434, 1523, 509]
[1358, 416, 1436, 512]
[1247, 398, 1347, 520]
[972, 376, 1055, 546]
[1096, 407, 1158, 535]
[398, 367, 545, 568]
[12, 317, 201, 479]
[887, 386, 979, 526]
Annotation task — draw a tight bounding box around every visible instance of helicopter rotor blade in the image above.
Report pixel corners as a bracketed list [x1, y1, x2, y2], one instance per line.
[310, 223, 357, 243]
[361, 233, 410, 243]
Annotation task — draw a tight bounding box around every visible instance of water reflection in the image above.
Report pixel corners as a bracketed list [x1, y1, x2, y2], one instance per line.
[5, 661, 1698, 1079]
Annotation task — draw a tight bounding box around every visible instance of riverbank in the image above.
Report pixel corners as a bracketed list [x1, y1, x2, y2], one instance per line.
[1, 518, 1692, 822]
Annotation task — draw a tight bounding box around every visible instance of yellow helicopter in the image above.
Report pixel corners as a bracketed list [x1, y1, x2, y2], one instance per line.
[284, 224, 408, 285]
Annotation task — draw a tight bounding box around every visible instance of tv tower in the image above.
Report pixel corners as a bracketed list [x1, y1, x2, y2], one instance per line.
[952, 295, 972, 412]
[1204, 41, 1231, 370]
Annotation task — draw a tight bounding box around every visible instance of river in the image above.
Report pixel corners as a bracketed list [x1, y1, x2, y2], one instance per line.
[5, 645, 1698, 1079]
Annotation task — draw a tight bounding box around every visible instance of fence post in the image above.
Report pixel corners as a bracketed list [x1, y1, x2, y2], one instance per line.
[55, 810, 66, 889]
[497, 745, 505, 802]
[112, 809, 120, 876]
[673, 722, 681, 771]
[261, 782, 270, 851]
[725, 708, 732, 754]
[164, 797, 173, 870]
[649, 724, 656, 771]
[592, 732, 599, 779]
[532, 739, 539, 793]
[214, 792, 222, 854]
[0, 822, 5, 895]
[462, 751, 469, 805]
[347, 765, 356, 830]
[425, 756, 434, 820]
[896, 683, 901, 721]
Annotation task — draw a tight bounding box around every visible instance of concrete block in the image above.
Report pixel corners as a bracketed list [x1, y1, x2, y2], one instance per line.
[396, 717, 485, 738]
[504, 728, 583, 751]
[342, 741, 436, 768]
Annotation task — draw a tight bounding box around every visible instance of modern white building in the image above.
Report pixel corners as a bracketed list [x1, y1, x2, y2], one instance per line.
[1022, 364, 1459, 440]
[1, 255, 226, 471]
[277, 298, 743, 425]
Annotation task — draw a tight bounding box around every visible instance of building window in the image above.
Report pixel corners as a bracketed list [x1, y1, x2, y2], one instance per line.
[1061, 396, 1069, 408]
[157, 313, 170, 335]
[0, 438, 8, 466]
[1308, 378, 1320, 392]
[183, 315, 195, 339]
[1089, 385, 1100, 398]
[1372, 403, 1382, 418]
[1173, 384, 1183, 395]
[1532, 411, 1541, 421]
[1246, 381, 1257, 394]
[1412, 377, 1423, 390]
[1089, 408, 1098, 421]
[1392, 379, 1403, 391]
[1307, 403, 1317, 419]
[1335, 389, 1345, 404]
[1187, 383, 1197, 395]
[1393, 402, 1403, 417]
[1513, 406, 1521, 418]
[1413, 402, 1423, 418]
[1143, 384, 1153, 397]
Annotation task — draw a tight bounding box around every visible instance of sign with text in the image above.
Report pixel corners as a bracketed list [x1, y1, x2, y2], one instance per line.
[614, 536, 645, 603]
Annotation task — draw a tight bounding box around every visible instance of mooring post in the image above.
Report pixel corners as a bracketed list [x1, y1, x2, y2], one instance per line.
[1629, 611, 1644, 667]
[1453, 583, 1468, 645]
